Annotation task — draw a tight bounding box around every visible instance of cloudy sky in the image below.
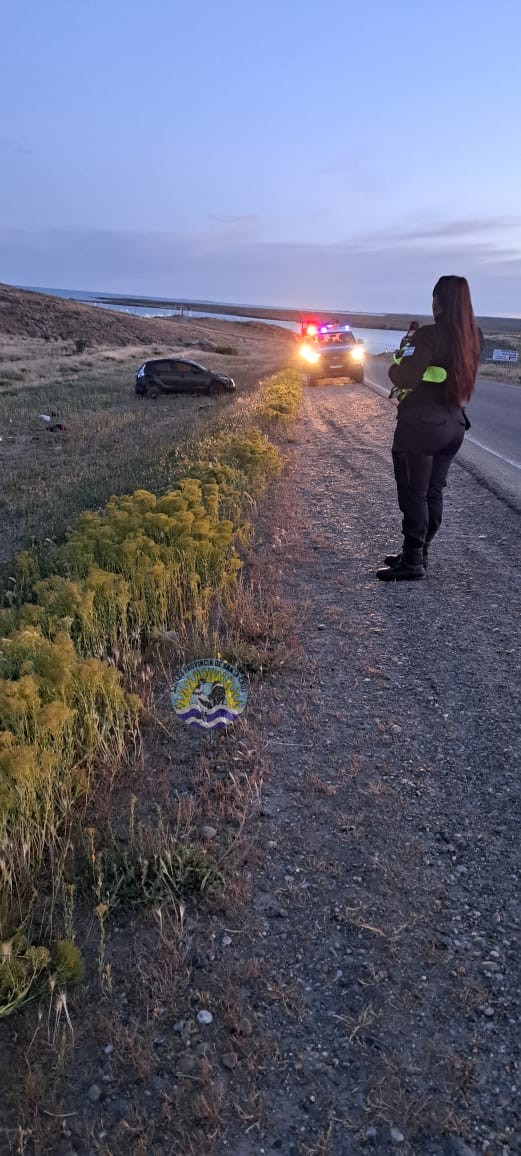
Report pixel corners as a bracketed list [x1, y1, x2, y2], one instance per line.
[2, 0, 521, 315]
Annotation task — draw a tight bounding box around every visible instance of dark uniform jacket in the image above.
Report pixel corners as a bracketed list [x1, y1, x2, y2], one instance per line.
[388, 322, 482, 454]
[389, 321, 483, 409]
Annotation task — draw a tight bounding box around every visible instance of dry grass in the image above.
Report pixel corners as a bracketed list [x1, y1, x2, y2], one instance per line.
[304, 773, 339, 796]
[298, 1122, 334, 1154]
[478, 361, 521, 383]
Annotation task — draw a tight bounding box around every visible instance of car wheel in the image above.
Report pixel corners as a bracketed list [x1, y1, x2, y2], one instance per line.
[208, 380, 223, 396]
[146, 384, 160, 398]
[352, 369, 364, 384]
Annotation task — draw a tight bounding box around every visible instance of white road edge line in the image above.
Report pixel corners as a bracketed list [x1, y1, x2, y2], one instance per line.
[365, 376, 389, 399]
[465, 437, 521, 472]
[365, 376, 521, 472]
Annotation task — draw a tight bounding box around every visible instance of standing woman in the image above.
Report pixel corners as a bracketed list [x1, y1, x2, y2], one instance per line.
[377, 275, 482, 582]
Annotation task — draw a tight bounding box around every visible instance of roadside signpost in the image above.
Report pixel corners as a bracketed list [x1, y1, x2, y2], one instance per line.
[491, 349, 519, 377]
[492, 349, 519, 362]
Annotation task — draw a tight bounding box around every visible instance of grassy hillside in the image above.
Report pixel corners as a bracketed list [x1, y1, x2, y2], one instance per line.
[0, 286, 295, 561]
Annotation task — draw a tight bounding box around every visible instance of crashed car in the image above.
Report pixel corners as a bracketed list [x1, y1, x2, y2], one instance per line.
[299, 322, 365, 384]
[135, 358, 236, 398]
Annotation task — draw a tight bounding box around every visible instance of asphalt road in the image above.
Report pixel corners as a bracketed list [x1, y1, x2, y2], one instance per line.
[366, 357, 521, 508]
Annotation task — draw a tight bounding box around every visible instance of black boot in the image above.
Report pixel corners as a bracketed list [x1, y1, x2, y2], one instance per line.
[383, 550, 403, 567]
[384, 546, 429, 569]
[377, 547, 426, 582]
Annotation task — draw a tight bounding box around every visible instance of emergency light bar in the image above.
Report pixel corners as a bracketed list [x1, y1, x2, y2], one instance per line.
[301, 320, 351, 336]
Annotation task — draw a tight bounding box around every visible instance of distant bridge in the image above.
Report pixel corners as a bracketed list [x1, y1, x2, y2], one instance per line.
[87, 292, 521, 337]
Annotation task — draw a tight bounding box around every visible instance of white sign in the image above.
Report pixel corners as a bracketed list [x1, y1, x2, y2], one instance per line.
[492, 348, 519, 363]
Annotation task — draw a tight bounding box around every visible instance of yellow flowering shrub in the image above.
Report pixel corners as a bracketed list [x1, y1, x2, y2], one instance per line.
[0, 370, 298, 1000]
[0, 628, 139, 882]
[257, 368, 303, 424]
[5, 427, 283, 658]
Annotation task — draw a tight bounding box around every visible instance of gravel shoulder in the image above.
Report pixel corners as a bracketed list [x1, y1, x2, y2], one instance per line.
[222, 382, 521, 1155]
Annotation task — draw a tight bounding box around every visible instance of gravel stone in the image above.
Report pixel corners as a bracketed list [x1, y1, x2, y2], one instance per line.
[110, 1098, 130, 1121]
[445, 1138, 478, 1156]
[196, 1009, 213, 1025]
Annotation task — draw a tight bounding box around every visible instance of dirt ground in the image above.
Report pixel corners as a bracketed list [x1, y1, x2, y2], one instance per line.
[2, 379, 520, 1156]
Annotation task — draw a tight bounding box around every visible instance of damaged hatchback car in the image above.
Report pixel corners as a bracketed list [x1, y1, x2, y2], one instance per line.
[135, 358, 236, 398]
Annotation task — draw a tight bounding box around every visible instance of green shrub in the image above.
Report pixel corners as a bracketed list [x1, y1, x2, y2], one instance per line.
[0, 933, 84, 1018]
[85, 813, 223, 912]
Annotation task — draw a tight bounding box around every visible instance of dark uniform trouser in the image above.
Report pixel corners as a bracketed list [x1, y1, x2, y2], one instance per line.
[392, 427, 465, 550]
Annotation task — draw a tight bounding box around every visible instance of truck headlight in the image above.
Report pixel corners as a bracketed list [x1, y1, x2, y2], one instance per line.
[299, 344, 321, 365]
[350, 346, 364, 362]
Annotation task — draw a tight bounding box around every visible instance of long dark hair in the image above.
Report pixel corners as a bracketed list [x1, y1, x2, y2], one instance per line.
[433, 275, 481, 405]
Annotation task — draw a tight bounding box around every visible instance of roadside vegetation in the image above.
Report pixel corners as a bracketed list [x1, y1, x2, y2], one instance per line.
[1, 355, 303, 1156]
[0, 306, 295, 562]
[479, 335, 521, 383]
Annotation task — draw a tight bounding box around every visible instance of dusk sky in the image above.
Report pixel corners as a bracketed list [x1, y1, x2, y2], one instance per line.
[2, 0, 521, 315]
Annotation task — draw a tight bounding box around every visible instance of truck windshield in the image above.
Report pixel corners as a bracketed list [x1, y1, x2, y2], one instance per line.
[316, 331, 355, 346]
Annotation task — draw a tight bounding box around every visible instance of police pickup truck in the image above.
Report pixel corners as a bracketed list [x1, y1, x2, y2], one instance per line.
[299, 321, 365, 385]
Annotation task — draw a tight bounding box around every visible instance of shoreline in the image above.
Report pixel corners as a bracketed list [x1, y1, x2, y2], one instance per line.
[12, 282, 521, 339]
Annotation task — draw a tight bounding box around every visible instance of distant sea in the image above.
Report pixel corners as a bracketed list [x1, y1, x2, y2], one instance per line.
[21, 285, 406, 355]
